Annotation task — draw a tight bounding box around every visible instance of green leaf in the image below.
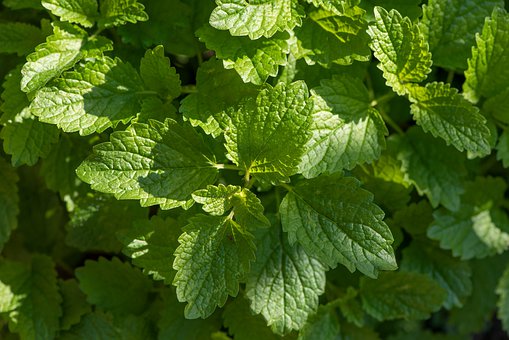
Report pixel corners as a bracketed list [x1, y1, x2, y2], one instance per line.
[419, 0, 503, 70]
[428, 177, 509, 259]
[59, 279, 91, 330]
[464, 7, 509, 102]
[117, 216, 180, 284]
[367, 7, 432, 95]
[225, 81, 312, 184]
[360, 271, 446, 321]
[359, 0, 422, 21]
[3, 0, 43, 9]
[408, 82, 491, 156]
[21, 21, 112, 93]
[299, 75, 387, 178]
[42, 0, 99, 27]
[0, 22, 45, 55]
[209, 0, 304, 39]
[60, 312, 121, 340]
[395, 127, 467, 211]
[223, 297, 279, 340]
[298, 306, 340, 340]
[0, 255, 62, 340]
[497, 129, 509, 167]
[173, 214, 255, 318]
[65, 193, 147, 252]
[198, 26, 289, 85]
[75, 257, 152, 316]
[245, 220, 326, 335]
[30, 56, 143, 135]
[76, 119, 218, 209]
[401, 240, 472, 309]
[98, 0, 148, 28]
[0, 156, 18, 250]
[497, 264, 509, 332]
[180, 59, 258, 137]
[389, 201, 433, 236]
[140, 45, 181, 99]
[280, 175, 396, 278]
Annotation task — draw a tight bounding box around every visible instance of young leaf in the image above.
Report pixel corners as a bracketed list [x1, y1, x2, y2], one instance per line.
[0, 156, 18, 251]
[30, 56, 143, 135]
[245, 220, 326, 335]
[0, 255, 62, 339]
[360, 272, 446, 321]
[0, 22, 45, 55]
[75, 257, 153, 316]
[21, 22, 112, 93]
[394, 127, 467, 211]
[280, 175, 397, 278]
[140, 45, 181, 99]
[408, 82, 491, 156]
[367, 7, 432, 95]
[209, 0, 304, 39]
[42, 0, 99, 27]
[197, 26, 289, 85]
[117, 216, 180, 284]
[299, 75, 387, 178]
[224, 81, 313, 184]
[464, 7, 509, 102]
[76, 119, 218, 210]
[173, 215, 256, 318]
[98, 0, 148, 28]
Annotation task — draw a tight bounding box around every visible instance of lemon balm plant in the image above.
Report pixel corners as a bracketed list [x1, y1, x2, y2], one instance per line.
[1, 0, 509, 338]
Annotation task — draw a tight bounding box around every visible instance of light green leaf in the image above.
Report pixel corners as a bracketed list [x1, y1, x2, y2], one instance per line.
[75, 257, 152, 316]
[59, 279, 91, 330]
[140, 45, 181, 99]
[0, 22, 45, 55]
[225, 81, 312, 184]
[428, 177, 509, 259]
[497, 129, 509, 167]
[173, 214, 255, 319]
[117, 216, 180, 284]
[401, 240, 472, 309]
[98, 0, 148, 28]
[246, 220, 326, 335]
[0, 156, 18, 251]
[198, 26, 289, 85]
[395, 127, 466, 211]
[408, 82, 491, 156]
[420, 0, 503, 70]
[298, 306, 340, 340]
[180, 58, 259, 137]
[367, 7, 432, 95]
[42, 0, 99, 27]
[299, 75, 387, 178]
[209, 0, 304, 39]
[76, 119, 218, 210]
[30, 56, 143, 135]
[496, 264, 509, 332]
[464, 7, 509, 102]
[360, 271, 446, 321]
[0, 255, 62, 340]
[192, 184, 242, 215]
[21, 21, 112, 93]
[280, 174, 397, 278]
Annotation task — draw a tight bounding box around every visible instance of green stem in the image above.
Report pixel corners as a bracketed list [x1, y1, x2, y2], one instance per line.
[365, 72, 375, 101]
[446, 70, 455, 84]
[371, 92, 396, 107]
[213, 163, 241, 171]
[136, 90, 159, 96]
[181, 85, 197, 94]
[279, 183, 293, 192]
[90, 27, 105, 39]
[379, 110, 404, 135]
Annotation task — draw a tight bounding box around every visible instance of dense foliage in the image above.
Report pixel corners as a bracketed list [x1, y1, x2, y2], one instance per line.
[1, 0, 509, 338]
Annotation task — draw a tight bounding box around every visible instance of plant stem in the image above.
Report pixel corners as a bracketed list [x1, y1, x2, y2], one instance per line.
[446, 70, 455, 84]
[379, 110, 404, 135]
[181, 85, 197, 94]
[370, 91, 396, 107]
[213, 163, 241, 171]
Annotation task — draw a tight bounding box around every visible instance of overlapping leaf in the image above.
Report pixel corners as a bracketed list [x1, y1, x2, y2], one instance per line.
[140, 45, 181, 99]
[0, 22, 45, 55]
[42, 0, 99, 27]
[97, 0, 148, 28]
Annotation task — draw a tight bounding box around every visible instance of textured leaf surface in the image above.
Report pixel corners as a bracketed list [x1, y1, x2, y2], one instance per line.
[409, 82, 491, 156]
[367, 7, 431, 95]
[428, 177, 509, 259]
[117, 216, 179, 284]
[0, 256, 62, 339]
[21, 22, 112, 93]
[173, 215, 255, 319]
[299, 75, 387, 178]
[298, 306, 340, 340]
[42, 0, 99, 27]
[60, 312, 121, 339]
[98, 0, 148, 28]
[76, 119, 218, 209]
[280, 175, 397, 278]
[140, 45, 181, 99]
[360, 272, 446, 321]
[464, 7, 509, 102]
[225, 81, 312, 184]
[245, 221, 326, 335]
[209, 0, 304, 39]
[0, 156, 18, 250]
[0, 22, 45, 55]
[395, 127, 466, 211]
[30, 56, 143, 135]
[360, 0, 422, 21]
[198, 26, 289, 85]
[75, 257, 152, 315]
[401, 241, 472, 309]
